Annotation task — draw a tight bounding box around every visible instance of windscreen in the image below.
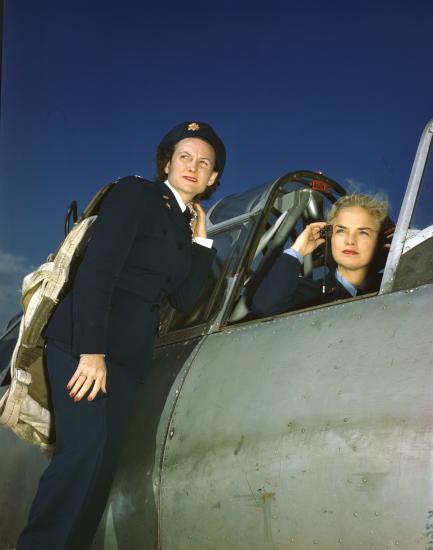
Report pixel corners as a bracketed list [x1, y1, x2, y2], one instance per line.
[160, 219, 256, 333]
[208, 182, 273, 225]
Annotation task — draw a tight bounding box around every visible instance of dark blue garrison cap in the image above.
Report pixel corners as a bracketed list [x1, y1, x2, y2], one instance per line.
[158, 121, 226, 175]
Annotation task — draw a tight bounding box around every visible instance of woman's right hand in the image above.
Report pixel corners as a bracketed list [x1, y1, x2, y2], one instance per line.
[191, 201, 207, 239]
[67, 354, 107, 402]
[291, 222, 327, 257]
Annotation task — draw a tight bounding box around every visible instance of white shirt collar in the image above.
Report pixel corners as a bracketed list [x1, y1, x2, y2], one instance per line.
[164, 180, 186, 212]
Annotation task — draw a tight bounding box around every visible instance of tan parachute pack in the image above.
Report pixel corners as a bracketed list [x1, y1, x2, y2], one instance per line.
[0, 182, 115, 452]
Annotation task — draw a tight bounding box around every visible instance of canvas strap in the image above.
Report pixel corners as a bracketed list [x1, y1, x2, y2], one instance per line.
[0, 368, 32, 427]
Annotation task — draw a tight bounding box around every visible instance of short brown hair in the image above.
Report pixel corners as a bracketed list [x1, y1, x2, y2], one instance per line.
[155, 145, 221, 201]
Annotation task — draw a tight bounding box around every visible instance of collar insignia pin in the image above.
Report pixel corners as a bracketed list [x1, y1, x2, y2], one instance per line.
[188, 122, 200, 131]
[162, 195, 170, 200]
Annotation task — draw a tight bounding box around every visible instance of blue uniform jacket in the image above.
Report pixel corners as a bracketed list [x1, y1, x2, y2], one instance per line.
[45, 176, 216, 374]
[251, 253, 381, 317]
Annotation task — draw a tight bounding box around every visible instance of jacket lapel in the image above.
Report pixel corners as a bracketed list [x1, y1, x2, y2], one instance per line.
[154, 181, 190, 239]
[324, 272, 352, 299]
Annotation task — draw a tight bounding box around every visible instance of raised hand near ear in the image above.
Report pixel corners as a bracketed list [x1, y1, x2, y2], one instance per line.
[383, 220, 395, 249]
[191, 202, 207, 239]
[292, 222, 328, 257]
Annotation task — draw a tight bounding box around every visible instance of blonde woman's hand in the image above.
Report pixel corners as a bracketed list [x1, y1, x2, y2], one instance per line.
[67, 354, 107, 402]
[191, 202, 207, 239]
[292, 222, 327, 257]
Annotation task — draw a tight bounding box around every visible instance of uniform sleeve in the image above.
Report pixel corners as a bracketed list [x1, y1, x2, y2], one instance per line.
[169, 243, 216, 313]
[251, 253, 305, 316]
[192, 236, 213, 248]
[283, 247, 304, 263]
[72, 177, 151, 355]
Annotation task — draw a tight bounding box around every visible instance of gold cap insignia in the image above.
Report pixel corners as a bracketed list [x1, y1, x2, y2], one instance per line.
[188, 122, 200, 131]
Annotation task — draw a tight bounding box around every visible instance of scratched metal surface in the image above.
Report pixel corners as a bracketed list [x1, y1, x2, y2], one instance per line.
[159, 285, 433, 550]
[92, 336, 203, 550]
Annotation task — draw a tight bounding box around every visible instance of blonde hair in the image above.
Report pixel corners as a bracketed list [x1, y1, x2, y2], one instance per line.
[328, 194, 389, 226]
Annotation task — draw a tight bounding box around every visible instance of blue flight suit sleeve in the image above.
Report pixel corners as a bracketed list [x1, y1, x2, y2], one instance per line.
[72, 177, 150, 355]
[251, 253, 324, 316]
[284, 247, 304, 264]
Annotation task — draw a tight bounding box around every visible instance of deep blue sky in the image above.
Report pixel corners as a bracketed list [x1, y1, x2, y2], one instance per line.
[1, 0, 433, 327]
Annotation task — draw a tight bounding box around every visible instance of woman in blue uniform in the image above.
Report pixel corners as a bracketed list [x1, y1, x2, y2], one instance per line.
[252, 194, 389, 316]
[17, 121, 225, 550]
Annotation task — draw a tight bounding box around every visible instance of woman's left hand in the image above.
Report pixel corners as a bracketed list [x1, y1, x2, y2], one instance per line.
[383, 221, 395, 249]
[191, 202, 207, 239]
